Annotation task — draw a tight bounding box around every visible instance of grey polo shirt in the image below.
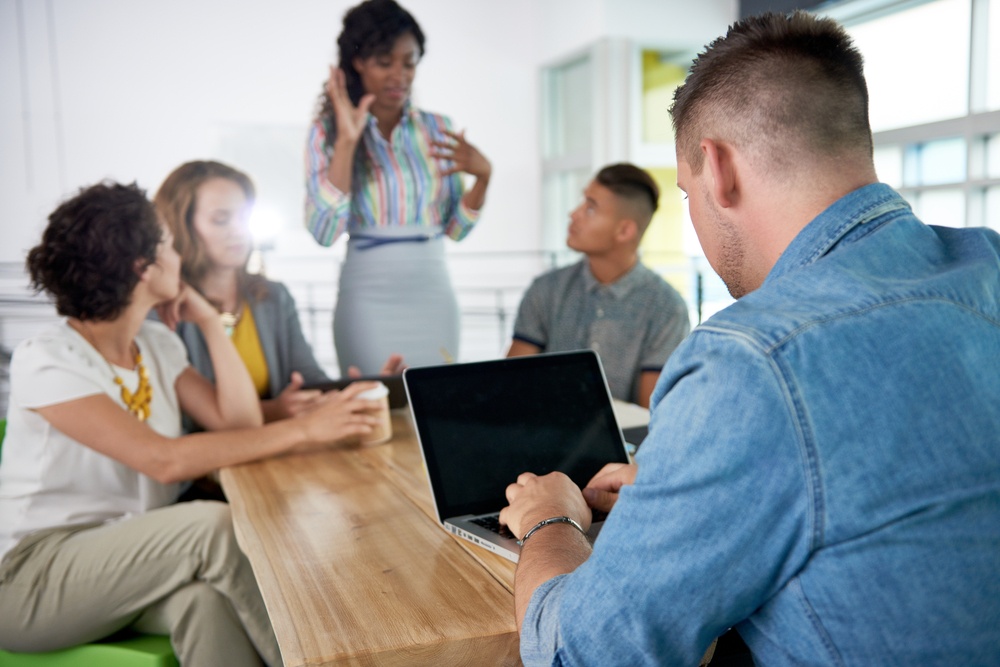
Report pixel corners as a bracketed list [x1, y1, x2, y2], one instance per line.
[512, 259, 690, 403]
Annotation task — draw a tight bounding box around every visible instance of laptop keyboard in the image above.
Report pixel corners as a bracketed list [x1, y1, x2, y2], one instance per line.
[470, 515, 515, 539]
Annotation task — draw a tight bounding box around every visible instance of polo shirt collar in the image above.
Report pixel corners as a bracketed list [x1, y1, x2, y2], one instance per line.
[584, 260, 644, 299]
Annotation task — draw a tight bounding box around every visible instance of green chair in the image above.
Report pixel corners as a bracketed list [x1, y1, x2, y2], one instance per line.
[0, 632, 178, 667]
[0, 418, 178, 666]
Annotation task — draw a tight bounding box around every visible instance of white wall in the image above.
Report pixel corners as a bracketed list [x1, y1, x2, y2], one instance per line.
[605, 0, 737, 51]
[0, 0, 736, 388]
[536, 0, 737, 64]
[0, 0, 544, 264]
[1, 0, 735, 265]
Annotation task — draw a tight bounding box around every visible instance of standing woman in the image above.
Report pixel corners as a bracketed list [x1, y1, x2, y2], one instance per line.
[306, 0, 492, 374]
[0, 182, 379, 664]
[156, 160, 404, 424]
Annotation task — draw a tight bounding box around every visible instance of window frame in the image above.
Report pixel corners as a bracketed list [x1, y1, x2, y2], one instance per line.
[822, 0, 1000, 228]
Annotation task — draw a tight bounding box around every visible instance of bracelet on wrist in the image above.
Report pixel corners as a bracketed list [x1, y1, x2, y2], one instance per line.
[517, 516, 587, 547]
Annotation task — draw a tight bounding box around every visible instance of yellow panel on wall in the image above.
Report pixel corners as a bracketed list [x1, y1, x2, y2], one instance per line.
[642, 51, 687, 145]
[641, 166, 689, 300]
[638, 50, 692, 303]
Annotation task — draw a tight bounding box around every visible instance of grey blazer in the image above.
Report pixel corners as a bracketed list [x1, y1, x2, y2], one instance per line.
[175, 280, 330, 399]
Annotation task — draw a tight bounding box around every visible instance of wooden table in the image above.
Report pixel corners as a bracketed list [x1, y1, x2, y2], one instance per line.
[220, 410, 521, 667]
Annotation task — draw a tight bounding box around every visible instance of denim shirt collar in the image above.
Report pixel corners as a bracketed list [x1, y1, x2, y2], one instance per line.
[764, 183, 911, 287]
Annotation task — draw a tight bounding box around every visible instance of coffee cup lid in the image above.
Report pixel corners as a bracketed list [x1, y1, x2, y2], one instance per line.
[356, 381, 389, 400]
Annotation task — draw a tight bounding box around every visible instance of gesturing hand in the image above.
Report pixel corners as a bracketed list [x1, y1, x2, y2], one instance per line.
[326, 65, 375, 145]
[430, 130, 491, 180]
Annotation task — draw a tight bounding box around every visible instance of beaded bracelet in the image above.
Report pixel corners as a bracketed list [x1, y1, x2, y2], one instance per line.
[517, 516, 587, 547]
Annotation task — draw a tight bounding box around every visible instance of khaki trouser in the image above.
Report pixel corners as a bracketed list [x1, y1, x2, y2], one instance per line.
[0, 501, 282, 667]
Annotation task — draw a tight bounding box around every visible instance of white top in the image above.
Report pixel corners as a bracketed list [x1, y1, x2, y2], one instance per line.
[0, 320, 189, 560]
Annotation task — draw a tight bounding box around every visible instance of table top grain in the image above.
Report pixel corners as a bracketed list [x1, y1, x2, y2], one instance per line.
[221, 411, 521, 667]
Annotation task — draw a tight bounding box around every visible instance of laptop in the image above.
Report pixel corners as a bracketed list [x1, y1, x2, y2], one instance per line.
[404, 350, 630, 562]
[304, 374, 407, 409]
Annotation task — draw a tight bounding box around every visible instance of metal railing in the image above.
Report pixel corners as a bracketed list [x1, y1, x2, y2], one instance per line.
[0, 252, 727, 414]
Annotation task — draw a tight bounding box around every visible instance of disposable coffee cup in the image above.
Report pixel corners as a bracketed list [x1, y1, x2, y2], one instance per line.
[357, 382, 392, 445]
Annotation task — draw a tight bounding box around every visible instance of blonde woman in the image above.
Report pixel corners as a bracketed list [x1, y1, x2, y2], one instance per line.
[156, 160, 402, 424]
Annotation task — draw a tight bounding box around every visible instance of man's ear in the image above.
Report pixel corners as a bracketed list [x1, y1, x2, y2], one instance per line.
[701, 138, 737, 208]
[615, 218, 639, 244]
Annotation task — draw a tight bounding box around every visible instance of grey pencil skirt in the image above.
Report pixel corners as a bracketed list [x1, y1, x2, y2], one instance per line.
[334, 229, 459, 375]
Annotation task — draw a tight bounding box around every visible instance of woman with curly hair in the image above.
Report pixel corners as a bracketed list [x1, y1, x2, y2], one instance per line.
[0, 181, 381, 664]
[305, 0, 492, 374]
[156, 160, 402, 424]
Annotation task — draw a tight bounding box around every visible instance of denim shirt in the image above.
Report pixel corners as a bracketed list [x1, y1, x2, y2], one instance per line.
[520, 184, 1000, 666]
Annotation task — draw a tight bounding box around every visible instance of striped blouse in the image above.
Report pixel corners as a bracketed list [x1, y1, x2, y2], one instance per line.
[304, 105, 481, 246]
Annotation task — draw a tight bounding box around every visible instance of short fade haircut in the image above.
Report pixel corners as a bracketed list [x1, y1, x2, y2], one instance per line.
[670, 11, 872, 175]
[595, 163, 659, 232]
[27, 181, 161, 321]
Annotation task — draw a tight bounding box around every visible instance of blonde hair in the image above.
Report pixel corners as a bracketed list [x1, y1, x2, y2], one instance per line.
[153, 160, 266, 301]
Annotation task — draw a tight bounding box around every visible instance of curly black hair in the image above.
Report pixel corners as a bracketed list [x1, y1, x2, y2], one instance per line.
[26, 181, 162, 321]
[316, 0, 426, 148]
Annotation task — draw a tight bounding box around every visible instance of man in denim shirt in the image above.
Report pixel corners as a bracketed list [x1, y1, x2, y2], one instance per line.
[500, 11, 1000, 667]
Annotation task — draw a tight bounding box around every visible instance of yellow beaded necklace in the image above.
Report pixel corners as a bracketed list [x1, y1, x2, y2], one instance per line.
[74, 323, 153, 421]
[111, 346, 153, 422]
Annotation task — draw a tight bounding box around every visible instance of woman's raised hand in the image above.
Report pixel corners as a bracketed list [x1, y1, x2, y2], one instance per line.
[326, 65, 376, 145]
[431, 130, 492, 180]
[156, 284, 218, 332]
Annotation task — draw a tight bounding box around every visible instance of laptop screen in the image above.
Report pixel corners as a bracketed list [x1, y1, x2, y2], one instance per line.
[405, 351, 629, 519]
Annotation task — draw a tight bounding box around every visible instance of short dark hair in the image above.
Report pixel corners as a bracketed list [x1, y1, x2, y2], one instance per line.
[595, 163, 660, 222]
[26, 181, 161, 321]
[316, 0, 426, 147]
[670, 11, 872, 174]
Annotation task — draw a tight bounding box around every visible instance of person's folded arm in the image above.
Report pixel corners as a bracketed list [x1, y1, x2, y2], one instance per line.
[507, 277, 550, 358]
[507, 339, 542, 358]
[161, 287, 261, 430]
[305, 121, 353, 247]
[34, 382, 381, 484]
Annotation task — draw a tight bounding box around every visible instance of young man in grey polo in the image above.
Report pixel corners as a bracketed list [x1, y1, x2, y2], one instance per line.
[507, 163, 690, 407]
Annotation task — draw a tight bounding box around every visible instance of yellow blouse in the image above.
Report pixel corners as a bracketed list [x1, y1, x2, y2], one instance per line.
[230, 304, 270, 398]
